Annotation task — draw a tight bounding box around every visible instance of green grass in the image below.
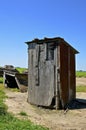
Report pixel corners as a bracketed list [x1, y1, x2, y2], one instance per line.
[0, 84, 49, 130]
[9, 87, 20, 92]
[0, 77, 3, 83]
[0, 84, 8, 115]
[16, 67, 27, 73]
[76, 85, 86, 92]
[19, 111, 28, 116]
[0, 113, 48, 130]
[76, 71, 86, 77]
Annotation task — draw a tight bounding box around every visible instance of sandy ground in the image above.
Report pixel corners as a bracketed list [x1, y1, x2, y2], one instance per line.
[4, 78, 86, 130]
[76, 77, 86, 86]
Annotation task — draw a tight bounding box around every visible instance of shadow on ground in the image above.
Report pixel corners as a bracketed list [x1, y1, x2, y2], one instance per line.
[65, 99, 86, 110]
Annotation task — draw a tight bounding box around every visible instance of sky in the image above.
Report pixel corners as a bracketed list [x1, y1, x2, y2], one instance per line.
[0, 0, 86, 70]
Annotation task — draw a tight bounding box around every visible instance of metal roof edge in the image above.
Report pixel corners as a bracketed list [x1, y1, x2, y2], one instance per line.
[61, 39, 79, 54]
[25, 37, 79, 54]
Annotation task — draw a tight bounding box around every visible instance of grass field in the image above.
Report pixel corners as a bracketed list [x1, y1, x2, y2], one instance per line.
[76, 71, 86, 92]
[76, 71, 86, 77]
[76, 85, 86, 92]
[0, 84, 48, 130]
[16, 67, 27, 73]
[16, 69, 86, 77]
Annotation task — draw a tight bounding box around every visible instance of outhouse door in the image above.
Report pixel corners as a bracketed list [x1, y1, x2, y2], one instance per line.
[28, 43, 55, 107]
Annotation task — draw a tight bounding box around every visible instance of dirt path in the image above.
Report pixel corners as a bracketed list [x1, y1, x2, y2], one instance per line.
[76, 77, 86, 86]
[5, 78, 86, 130]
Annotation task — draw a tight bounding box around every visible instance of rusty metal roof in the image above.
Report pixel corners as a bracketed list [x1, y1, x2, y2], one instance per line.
[25, 37, 79, 54]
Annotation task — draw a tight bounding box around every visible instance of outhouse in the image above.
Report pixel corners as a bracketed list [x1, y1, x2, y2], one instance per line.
[25, 37, 78, 109]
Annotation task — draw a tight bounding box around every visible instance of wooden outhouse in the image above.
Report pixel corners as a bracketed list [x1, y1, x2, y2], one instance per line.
[25, 37, 78, 109]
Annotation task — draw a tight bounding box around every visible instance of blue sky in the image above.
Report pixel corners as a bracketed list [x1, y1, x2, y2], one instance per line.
[0, 0, 86, 70]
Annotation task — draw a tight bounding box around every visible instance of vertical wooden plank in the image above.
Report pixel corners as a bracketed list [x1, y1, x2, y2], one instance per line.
[28, 49, 33, 103]
[55, 46, 58, 109]
[69, 48, 76, 100]
[3, 71, 7, 87]
[28, 43, 37, 104]
[68, 47, 70, 101]
[60, 43, 69, 108]
[35, 45, 40, 86]
[55, 45, 61, 109]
